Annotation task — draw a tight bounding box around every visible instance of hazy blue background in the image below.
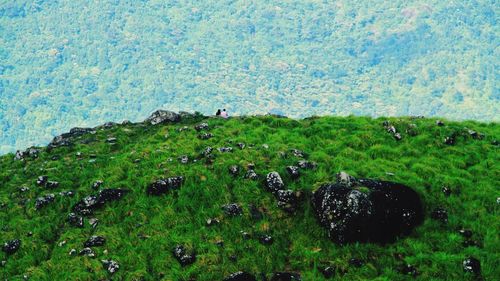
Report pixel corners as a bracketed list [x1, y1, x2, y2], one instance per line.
[0, 0, 498, 154]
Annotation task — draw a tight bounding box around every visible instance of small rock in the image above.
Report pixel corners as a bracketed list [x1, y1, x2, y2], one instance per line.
[35, 194, 56, 210]
[68, 213, 84, 228]
[223, 271, 257, 281]
[237, 143, 246, 149]
[73, 188, 130, 215]
[442, 186, 452, 196]
[431, 207, 448, 224]
[320, 266, 335, 278]
[229, 165, 240, 176]
[89, 218, 99, 229]
[45, 181, 60, 189]
[92, 180, 104, 190]
[290, 149, 306, 158]
[270, 272, 302, 281]
[194, 123, 209, 131]
[69, 249, 77, 256]
[78, 247, 95, 258]
[229, 255, 238, 262]
[202, 146, 213, 157]
[462, 239, 481, 248]
[336, 171, 355, 187]
[265, 172, 285, 193]
[179, 155, 189, 164]
[249, 205, 263, 221]
[84, 236, 106, 247]
[58, 240, 66, 247]
[101, 259, 120, 274]
[436, 120, 445, 126]
[198, 133, 213, 140]
[244, 170, 259, 180]
[241, 231, 251, 240]
[394, 133, 402, 141]
[458, 228, 473, 239]
[215, 240, 224, 247]
[219, 147, 233, 153]
[259, 234, 274, 245]
[19, 186, 30, 193]
[262, 144, 269, 149]
[286, 166, 300, 180]
[349, 258, 363, 268]
[223, 203, 243, 216]
[297, 160, 317, 170]
[146, 176, 184, 196]
[106, 137, 117, 144]
[26, 232, 33, 237]
[275, 190, 303, 213]
[1, 260, 6, 267]
[463, 257, 480, 275]
[400, 264, 418, 277]
[206, 218, 220, 227]
[444, 136, 455, 145]
[2, 239, 21, 255]
[36, 176, 48, 186]
[172, 245, 196, 266]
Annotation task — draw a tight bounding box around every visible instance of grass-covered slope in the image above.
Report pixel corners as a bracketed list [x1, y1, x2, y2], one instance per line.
[0, 114, 499, 280]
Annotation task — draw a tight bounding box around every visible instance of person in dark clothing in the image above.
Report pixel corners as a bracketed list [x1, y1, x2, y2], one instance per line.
[216, 109, 221, 116]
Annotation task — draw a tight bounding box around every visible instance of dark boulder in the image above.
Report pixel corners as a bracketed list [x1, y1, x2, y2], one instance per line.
[349, 258, 364, 268]
[36, 176, 48, 186]
[92, 180, 104, 190]
[2, 239, 21, 255]
[400, 264, 418, 277]
[270, 272, 301, 281]
[286, 166, 300, 180]
[45, 181, 60, 189]
[223, 271, 257, 281]
[223, 203, 243, 216]
[237, 143, 246, 149]
[312, 177, 423, 244]
[259, 234, 274, 245]
[172, 245, 196, 266]
[458, 228, 473, 239]
[320, 266, 335, 278]
[101, 259, 120, 274]
[436, 120, 445, 126]
[146, 176, 184, 196]
[444, 136, 456, 145]
[35, 194, 55, 210]
[265, 172, 285, 193]
[179, 155, 189, 164]
[84, 236, 106, 247]
[145, 110, 180, 125]
[463, 257, 480, 275]
[202, 146, 213, 157]
[68, 213, 84, 228]
[219, 147, 233, 153]
[78, 247, 95, 258]
[73, 188, 129, 216]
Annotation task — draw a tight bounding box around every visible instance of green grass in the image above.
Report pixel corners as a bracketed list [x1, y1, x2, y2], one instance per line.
[0, 115, 499, 280]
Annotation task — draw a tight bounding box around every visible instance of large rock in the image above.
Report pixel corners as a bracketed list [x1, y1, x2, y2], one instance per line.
[265, 172, 285, 193]
[73, 188, 130, 216]
[35, 194, 56, 210]
[145, 110, 180, 125]
[312, 177, 423, 244]
[146, 176, 184, 196]
[172, 245, 196, 266]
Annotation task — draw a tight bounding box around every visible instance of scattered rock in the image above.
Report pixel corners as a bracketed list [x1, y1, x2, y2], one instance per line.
[442, 186, 452, 196]
[259, 234, 274, 245]
[194, 123, 209, 131]
[270, 272, 302, 281]
[146, 176, 184, 196]
[219, 147, 233, 153]
[145, 110, 180, 125]
[249, 205, 263, 221]
[202, 146, 213, 157]
[73, 188, 130, 216]
[59, 190, 74, 197]
[172, 245, 196, 266]
[222, 203, 243, 216]
[286, 166, 300, 180]
[69, 249, 77, 256]
[336, 171, 355, 187]
[436, 120, 445, 126]
[84, 236, 106, 247]
[2, 239, 21, 255]
[206, 218, 220, 227]
[290, 149, 306, 158]
[101, 259, 120, 274]
[179, 155, 189, 164]
[106, 137, 117, 144]
[275, 190, 303, 213]
[36, 176, 48, 186]
[237, 143, 246, 149]
[35, 194, 56, 210]
[198, 133, 213, 140]
[312, 178, 424, 244]
[229, 165, 240, 176]
[89, 218, 99, 229]
[265, 172, 285, 193]
[462, 239, 481, 248]
[444, 136, 455, 145]
[394, 133, 402, 141]
[78, 247, 95, 258]
[262, 144, 269, 149]
[68, 213, 84, 228]
[297, 160, 317, 170]
[245, 170, 259, 180]
[223, 271, 257, 281]
[463, 257, 480, 275]
[349, 258, 363, 268]
[14, 147, 40, 161]
[320, 266, 335, 278]
[458, 228, 473, 239]
[45, 181, 60, 189]
[92, 180, 104, 190]
[400, 264, 418, 277]
[431, 207, 448, 224]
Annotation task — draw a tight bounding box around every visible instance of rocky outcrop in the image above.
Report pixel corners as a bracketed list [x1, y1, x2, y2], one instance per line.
[145, 110, 180, 125]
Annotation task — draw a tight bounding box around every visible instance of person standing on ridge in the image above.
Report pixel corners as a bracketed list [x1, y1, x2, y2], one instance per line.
[215, 109, 221, 116]
[221, 109, 228, 118]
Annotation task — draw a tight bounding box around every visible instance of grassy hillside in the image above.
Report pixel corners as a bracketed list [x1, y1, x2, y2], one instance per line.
[0, 114, 499, 280]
